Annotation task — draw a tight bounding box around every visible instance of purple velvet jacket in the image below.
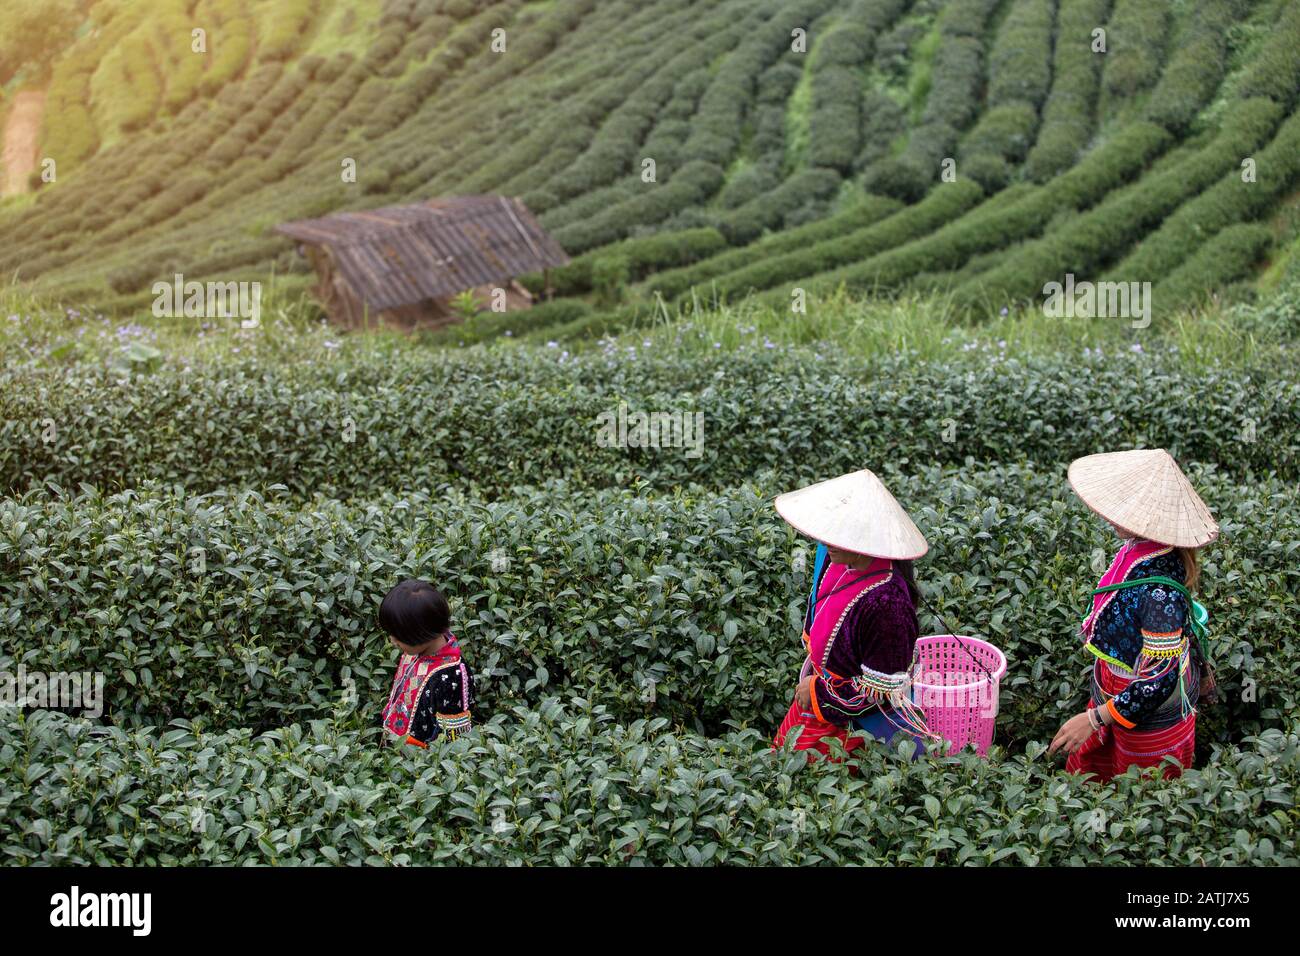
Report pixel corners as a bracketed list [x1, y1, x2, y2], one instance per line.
[811, 572, 920, 725]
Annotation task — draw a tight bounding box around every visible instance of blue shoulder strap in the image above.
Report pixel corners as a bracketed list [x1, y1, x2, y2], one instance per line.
[805, 542, 829, 631]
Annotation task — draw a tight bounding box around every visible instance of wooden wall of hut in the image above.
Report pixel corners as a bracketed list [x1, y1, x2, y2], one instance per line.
[301, 246, 536, 331]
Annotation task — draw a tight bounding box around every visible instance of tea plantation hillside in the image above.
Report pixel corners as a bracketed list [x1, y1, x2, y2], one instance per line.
[2, 0, 1299, 867]
[1, 328, 1298, 864]
[2, 0, 1300, 340]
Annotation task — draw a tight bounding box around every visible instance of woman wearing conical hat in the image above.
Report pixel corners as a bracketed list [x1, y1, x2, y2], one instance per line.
[771, 469, 937, 759]
[1049, 449, 1218, 780]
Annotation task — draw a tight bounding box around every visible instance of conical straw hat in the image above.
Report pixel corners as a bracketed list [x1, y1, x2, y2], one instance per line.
[774, 469, 928, 560]
[1067, 449, 1218, 548]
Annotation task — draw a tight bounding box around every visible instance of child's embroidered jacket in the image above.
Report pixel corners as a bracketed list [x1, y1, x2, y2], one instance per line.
[381, 636, 473, 747]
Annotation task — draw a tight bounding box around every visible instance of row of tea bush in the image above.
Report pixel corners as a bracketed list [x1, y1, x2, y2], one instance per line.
[1, 466, 1290, 749]
[3, 349, 1295, 498]
[2, 708, 1293, 865]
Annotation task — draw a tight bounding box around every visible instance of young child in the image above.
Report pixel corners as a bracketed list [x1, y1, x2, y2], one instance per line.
[378, 579, 473, 747]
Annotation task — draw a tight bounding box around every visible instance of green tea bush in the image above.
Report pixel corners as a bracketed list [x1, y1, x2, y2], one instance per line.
[716, 163, 783, 210]
[679, 181, 987, 303]
[903, 38, 983, 142]
[417, 301, 595, 348]
[0, 468, 1292, 750]
[1107, 109, 1300, 284]
[95, 39, 160, 135]
[530, 229, 728, 298]
[467, 25, 691, 202]
[960, 153, 1013, 192]
[785, 122, 1173, 305]
[513, 303, 646, 344]
[960, 104, 1040, 165]
[5, 348, 1298, 499]
[855, 91, 908, 170]
[984, 0, 1053, 109]
[541, 179, 640, 234]
[874, 12, 927, 78]
[950, 0, 1053, 181]
[552, 162, 726, 253]
[1023, 0, 1109, 182]
[199, 14, 254, 96]
[949, 99, 1287, 313]
[639, 196, 904, 301]
[1234, 0, 1300, 107]
[313, 51, 354, 83]
[807, 0, 908, 172]
[862, 157, 933, 204]
[863, 0, 999, 200]
[1154, 223, 1275, 309]
[2, 711, 1294, 865]
[1141, 0, 1239, 134]
[1099, 0, 1171, 102]
[718, 168, 843, 244]
[808, 64, 862, 172]
[673, 0, 831, 171]
[40, 51, 100, 169]
[261, 0, 315, 61]
[930, 0, 993, 38]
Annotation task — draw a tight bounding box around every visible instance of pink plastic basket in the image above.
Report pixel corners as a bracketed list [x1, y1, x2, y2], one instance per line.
[911, 635, 1007, 757]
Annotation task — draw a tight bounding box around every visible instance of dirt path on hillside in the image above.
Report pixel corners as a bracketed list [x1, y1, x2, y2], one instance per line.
[1, 90, 47, 197]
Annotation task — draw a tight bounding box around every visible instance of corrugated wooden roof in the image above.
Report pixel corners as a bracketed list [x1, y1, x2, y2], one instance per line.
[275, 196, 569, 310]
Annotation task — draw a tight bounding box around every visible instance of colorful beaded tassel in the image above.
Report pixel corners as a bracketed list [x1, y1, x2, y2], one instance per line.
[1137, 631, 1194, 720]
[436, 711, 472, 740]
[849, 654, 941, 742]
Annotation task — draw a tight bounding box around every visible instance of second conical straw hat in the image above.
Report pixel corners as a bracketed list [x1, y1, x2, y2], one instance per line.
[1067, 449, 1218, 548]
[774, 469, 928, 560]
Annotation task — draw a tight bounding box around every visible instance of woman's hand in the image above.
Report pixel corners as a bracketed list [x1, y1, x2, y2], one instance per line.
[795, 675, 815, 712]
[1049, 711, 1098, 756]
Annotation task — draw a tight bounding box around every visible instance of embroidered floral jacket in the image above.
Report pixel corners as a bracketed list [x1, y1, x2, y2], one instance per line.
[381, 638, 473, 747]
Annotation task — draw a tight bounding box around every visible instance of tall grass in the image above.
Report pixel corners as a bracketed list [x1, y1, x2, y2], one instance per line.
[619, 284, 1298, 372]
[0, 276, 408, 369]
[2, 278, 1295, 373]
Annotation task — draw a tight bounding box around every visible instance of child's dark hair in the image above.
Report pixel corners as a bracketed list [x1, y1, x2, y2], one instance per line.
[379, 579, 450, 647]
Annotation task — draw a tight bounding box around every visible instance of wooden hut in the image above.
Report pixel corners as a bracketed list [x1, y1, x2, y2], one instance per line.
[275, 195, 570, 329]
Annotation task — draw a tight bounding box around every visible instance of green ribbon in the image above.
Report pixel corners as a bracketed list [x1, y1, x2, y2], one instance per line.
[1089, 576, 1210, 659]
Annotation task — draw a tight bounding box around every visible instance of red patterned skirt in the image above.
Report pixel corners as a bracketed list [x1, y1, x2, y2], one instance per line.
[1066, 661, 1196, 782]
[772, 700, 865, 761]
